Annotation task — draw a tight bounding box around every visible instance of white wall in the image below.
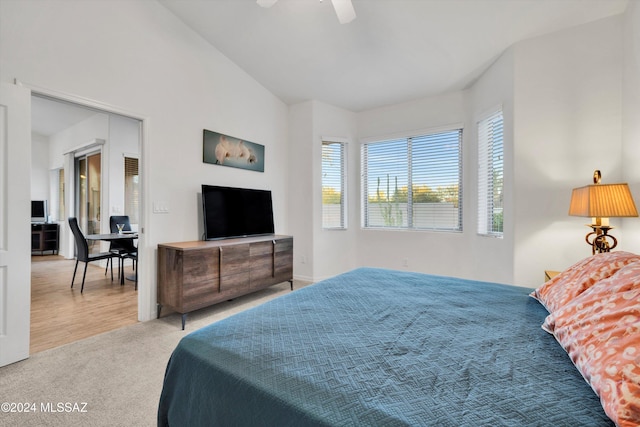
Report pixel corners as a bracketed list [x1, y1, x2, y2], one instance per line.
[622, 1, 640, 254]
[292, 90, 510, 283]
[466, 48, 515, 285]
[107, 114, 140, 225]
[46, 112, 140, 255]
[1, 0, 289, 321]
[47, 112, 109, 257]
[288, 101, 315, 281]
[345, 13, 627, 288]
[288, 100, 358, 281]
[30, 133, 49, 201]
[355, 92, 487, 280]
[350, 14, 630, 288]
[48, 113, 109, 169]
[310, 101, 358, 281]
[512, 15, 625, 285]
[4, 0, 638, 311]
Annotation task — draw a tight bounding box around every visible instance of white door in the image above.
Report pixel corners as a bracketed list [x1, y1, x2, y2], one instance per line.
[0, 82, 31, 367]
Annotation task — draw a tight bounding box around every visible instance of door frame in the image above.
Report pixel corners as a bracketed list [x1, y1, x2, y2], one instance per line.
[17, 79, 154, 323]
[0, 82, 31, 366]
[74, 149, 103, 248]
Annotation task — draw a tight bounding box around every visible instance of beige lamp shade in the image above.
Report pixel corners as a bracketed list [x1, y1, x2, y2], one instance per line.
[569, 183, 638, 218]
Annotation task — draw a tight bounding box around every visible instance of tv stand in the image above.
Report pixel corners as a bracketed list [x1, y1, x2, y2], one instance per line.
[31, 222, 59, 255]
[157, 235, 293, 329]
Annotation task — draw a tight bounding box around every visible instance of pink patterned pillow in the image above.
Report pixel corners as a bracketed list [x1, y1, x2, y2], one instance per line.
[543, 261, 640, 427]
[530, 251, 640, 313]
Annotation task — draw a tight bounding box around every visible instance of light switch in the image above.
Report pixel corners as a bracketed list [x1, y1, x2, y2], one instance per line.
[153, 202, 169, 214]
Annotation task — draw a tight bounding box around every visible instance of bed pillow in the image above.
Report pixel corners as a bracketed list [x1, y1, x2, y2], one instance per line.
[542, 261, 640, 427]
[530, 251, 640, 313]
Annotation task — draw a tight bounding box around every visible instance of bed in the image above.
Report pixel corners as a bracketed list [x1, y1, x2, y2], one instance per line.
[158, 252, 640, 426]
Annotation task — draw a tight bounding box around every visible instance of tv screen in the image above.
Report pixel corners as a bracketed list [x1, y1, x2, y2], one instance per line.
[202, 185, 274, 240]
[31, 200, 48, 223]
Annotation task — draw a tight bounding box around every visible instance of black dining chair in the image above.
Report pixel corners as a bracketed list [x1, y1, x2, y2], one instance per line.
[123, 251, 138, 291]
[107, 215, 137, 285]
[68, 217, 120, 293]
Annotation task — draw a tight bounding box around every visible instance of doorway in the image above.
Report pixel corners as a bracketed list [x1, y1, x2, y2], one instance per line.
[30, 93, 143, 353]
[77, 151, 102, 250]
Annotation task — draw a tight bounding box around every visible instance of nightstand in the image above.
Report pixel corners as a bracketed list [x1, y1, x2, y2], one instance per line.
[544, 270, 560, 282]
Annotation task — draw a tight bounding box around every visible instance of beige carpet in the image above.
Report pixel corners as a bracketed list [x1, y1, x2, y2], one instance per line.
[0, 280, 311, 427]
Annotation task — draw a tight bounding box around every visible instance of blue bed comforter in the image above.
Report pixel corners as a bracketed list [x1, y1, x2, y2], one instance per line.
[158, 268, 613, 426]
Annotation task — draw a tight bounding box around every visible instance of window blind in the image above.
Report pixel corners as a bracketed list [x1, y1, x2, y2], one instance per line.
[362, 129, 462, 231]
[124, 157, 139, 225]
[322, 141, 346, 229]
[477, 111, 504, 236]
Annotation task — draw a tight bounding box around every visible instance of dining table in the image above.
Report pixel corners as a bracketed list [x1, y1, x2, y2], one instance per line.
[85, 232, 138, 285]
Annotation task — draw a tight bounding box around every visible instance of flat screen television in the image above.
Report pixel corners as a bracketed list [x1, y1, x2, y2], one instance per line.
[31, 200, 48, 223]
[202, 185, 274, 240]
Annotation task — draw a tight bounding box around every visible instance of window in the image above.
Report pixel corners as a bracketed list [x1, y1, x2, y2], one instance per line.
[124, 157, 140, 225]
[58, 168, 65, 220]
[322, 141, 346, 229]
[477, 110, 504, 236]
[361, 128, 463, 231]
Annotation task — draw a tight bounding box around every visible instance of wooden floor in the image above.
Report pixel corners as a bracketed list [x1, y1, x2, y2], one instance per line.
[30, 255, 138, 354]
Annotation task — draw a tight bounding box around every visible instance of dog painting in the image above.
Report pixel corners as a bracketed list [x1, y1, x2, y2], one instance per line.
[203, 129, 265, 172]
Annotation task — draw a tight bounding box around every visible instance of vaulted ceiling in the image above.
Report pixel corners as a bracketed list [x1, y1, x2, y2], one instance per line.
[159, 0, 628, 112]
[31, 0, 629, 136]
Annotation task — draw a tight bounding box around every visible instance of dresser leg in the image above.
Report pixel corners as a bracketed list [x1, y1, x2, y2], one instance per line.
[157, 304, 162, 319]
[289, 279, 294, 291]
[181, 313, 187, 330]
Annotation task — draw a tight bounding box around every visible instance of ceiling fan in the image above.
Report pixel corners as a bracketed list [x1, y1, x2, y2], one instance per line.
[257, 0, 356, 24]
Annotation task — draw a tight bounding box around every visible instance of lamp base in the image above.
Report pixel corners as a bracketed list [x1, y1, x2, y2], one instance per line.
[585, 225, 617, 255]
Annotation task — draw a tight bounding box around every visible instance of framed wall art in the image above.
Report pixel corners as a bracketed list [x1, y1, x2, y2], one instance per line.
[203, 129, 265, 172]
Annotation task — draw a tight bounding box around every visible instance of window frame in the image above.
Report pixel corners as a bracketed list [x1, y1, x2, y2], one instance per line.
[124, 155, 140, 226]
[477, 109, 504, 238]
[321, 139, 347, 230]
[360, 125, 463, 232]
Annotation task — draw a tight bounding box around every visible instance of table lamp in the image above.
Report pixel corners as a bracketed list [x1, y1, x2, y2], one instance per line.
[568, 170, 638, 254]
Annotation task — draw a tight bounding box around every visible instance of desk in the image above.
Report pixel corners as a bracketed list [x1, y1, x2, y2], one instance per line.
[86, 233, 138, 285]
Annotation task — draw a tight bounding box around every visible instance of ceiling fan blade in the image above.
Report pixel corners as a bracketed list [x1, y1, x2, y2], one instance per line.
[257, 0, 355, 24]
[331, 0, 356, 24]
[257, 0, 278, 8]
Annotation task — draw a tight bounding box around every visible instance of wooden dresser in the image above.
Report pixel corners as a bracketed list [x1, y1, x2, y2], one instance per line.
[157, 235, 293, 329]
